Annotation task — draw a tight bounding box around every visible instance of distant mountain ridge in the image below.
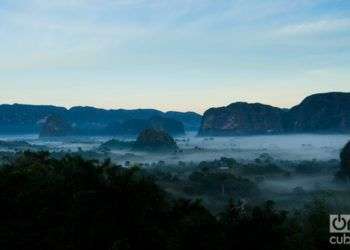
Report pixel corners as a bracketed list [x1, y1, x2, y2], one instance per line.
[105, 116, 185, 136]
[2, 92, 350, 136]
[199, 102, 285, 136]
[0, 104, 201, 134]
[284, 92, 350, 133]
[199, 92, 350, 136]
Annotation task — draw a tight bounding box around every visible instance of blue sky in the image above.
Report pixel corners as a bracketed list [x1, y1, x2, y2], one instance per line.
[0, 0, 349, 113]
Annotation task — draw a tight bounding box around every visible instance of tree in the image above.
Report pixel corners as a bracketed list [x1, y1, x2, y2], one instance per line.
[335, 141, 350, 182]
[0, 151, 218, 250]
[340, 141, 350, 173]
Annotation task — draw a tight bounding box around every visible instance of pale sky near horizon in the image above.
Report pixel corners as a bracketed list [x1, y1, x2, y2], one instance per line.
[0, 0, 349, 114]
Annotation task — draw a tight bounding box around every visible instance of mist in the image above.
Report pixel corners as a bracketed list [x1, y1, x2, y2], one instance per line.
[1, 132, 349, 212]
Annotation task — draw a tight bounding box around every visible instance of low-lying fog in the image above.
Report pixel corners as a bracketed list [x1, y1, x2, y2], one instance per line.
[178, 133, 348, 161]
[1, 133, 349, 211]
[1, 133, 348, 163]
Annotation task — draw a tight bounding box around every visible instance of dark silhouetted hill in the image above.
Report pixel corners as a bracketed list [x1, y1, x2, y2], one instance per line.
[133, 128, 179, 152]
[199, 102, 285, 136]
[0, 104, 201, 134]
[199, 92, 350, 136]
[284, 92, 350, 133]
[106, 116, 185, 136]
[39, 115, 73, 137]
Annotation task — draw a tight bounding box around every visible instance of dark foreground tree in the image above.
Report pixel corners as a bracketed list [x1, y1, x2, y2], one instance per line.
[340, 141, 350, 172]
[0, 151, 220, 250]
[335, 141, 350, 182]
[0, 152, 335, 250]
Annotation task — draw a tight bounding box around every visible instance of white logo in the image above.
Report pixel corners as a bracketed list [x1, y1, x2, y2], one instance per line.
[330, 214, 350, 233]
[329, 215, 350, 245]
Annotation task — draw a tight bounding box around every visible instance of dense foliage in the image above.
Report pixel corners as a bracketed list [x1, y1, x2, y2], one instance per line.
[0, 152, 340, 250]
[335, 141, 350, 182]
[98, 139, 135, 151]
[340, 141, 350, 172]
[0, 140, 32, 150]
[188, 169, 259, 198]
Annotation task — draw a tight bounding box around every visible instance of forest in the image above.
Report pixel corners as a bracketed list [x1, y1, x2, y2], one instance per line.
[1, 146, 349, 250]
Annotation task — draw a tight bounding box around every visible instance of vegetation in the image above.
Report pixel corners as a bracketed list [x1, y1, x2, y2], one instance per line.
[98, 139, 134, 151]
[0, 151, 341, 250]
[335, 141, 350, 182]
[188, 169, 259, 197]
[197, 157, 238, 170]
[196, 155, 289, 177]
[0, 140, 32, 149]
[341, 141, 350, 172]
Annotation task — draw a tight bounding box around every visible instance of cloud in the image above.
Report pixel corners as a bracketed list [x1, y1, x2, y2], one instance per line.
[274, 18, 350, 36]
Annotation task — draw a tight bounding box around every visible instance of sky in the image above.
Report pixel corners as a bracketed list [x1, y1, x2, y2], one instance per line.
[0, 0, 349, 113]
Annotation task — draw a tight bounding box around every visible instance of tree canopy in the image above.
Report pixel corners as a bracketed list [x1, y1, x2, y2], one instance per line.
[0, 151, 335, 250]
